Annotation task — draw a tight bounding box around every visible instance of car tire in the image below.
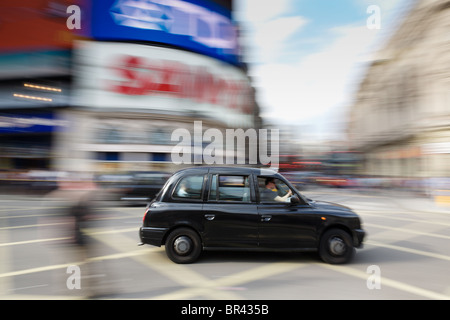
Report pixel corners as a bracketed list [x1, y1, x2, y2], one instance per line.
[319, 228, 354, 264]
[165, 227, 202, 264]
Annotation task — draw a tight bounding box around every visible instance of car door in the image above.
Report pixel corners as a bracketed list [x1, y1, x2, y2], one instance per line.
[256, 176, 318, 249]
[202, 174, 259, 248]
[169, 173, 206, 230]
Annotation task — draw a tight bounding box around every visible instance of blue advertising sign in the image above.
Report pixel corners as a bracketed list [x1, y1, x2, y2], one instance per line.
[87, 0, 240, 66]
[0, 113, 68, 134]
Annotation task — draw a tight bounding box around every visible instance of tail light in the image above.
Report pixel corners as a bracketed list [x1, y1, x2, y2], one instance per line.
[142, 207, 149, 224]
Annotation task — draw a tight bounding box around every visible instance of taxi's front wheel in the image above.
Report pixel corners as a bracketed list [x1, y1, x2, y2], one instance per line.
[319, 228, 354, 264]
[165, 227, 202, 264]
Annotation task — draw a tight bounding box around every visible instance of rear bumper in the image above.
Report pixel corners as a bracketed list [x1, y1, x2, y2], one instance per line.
[139, 227, 168, 247]
[354, 229, 366, 248]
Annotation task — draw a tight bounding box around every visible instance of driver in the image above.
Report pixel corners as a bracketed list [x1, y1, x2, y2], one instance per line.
[261, 178, 292, 202]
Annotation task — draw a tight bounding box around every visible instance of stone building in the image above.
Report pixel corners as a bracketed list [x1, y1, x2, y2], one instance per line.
[348, 0, 450, 179]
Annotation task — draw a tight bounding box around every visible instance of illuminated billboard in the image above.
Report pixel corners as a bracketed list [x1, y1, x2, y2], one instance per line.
[0, 1, 74, 79]
[0, 0, 74, 53]
[72, 41, 253, 127]
[84, 0, 240, 66]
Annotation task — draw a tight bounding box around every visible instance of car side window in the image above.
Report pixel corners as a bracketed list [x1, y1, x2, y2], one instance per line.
[257, 176, 293, 203]
[210, 175, 250, 202]
[172, 175, 204, 200]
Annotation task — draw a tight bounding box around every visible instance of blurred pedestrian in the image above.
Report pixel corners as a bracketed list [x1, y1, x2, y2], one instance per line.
[45, 171, 101, 297]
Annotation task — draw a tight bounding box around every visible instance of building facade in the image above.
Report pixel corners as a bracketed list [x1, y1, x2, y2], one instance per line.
[0, 0, 260, 176]
[347, 0, 450, 179]
[0, 0, 73, 173]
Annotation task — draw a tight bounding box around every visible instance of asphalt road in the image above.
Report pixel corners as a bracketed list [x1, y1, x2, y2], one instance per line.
[1, 188, 449, 300]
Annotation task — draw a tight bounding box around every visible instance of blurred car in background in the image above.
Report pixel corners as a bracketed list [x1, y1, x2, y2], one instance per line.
[282, 171, 322, 190]
[315, 175, 354, 188]
[97, 171, 170, 205]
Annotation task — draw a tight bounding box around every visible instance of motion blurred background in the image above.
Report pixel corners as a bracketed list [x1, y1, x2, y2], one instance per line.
[0, 0, 449, 206]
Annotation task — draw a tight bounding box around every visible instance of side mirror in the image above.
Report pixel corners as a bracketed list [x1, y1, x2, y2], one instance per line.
[290, 195, 300, 205]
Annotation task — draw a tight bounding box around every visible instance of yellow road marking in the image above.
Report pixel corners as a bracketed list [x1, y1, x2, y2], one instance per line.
[0, 294, 83, 300]
[0, 237, 71, 247]
[0, 207, 64, 213]
[365, 222, 450, 240]
[0, 249, 149, 279]
[319, 264, 450, 300]
[0, 222, 68, 231]
[359, 211, 450, 227]
[0, 227, 137, 247]
[89, 232, 242, 299]
[367, 240, 450, 262]
[152, 261, 306, 300]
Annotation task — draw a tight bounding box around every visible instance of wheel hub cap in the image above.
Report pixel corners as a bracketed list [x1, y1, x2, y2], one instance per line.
[329, 237, 346, 256]
[173, 236, 192, 255]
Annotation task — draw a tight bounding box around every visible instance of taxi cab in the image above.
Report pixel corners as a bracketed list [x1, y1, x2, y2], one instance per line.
[139, 167, 365, 264]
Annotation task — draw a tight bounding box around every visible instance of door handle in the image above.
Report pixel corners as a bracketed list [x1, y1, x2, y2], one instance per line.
[204, 214, 215, 221]
[261, 215, 272, 222]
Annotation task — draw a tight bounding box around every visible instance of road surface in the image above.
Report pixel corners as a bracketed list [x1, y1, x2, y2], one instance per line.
[0, 188, 449, 300]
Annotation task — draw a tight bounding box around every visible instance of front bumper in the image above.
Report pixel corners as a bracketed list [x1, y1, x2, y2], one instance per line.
[139, 227, 169, 247]
[354, 228, 366, 248]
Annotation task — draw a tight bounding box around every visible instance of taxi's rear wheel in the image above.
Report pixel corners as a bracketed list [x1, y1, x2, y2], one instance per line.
[165, 227, 202, 264]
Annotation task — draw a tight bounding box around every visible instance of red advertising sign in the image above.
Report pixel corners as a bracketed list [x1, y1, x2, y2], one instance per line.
[0, 0, 75, 53]
[110, 55, 252, 113]
[73, 41, 253, 127]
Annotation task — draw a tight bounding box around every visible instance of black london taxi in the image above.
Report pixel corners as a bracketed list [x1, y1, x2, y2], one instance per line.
[139, 167, 365, 264]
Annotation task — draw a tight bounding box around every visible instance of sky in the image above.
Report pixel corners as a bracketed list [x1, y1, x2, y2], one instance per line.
[234, 0, 413, 142]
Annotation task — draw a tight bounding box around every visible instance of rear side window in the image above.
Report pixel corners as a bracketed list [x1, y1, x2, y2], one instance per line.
[172, 175, 204, 200]
[209, 175, 251, 202]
